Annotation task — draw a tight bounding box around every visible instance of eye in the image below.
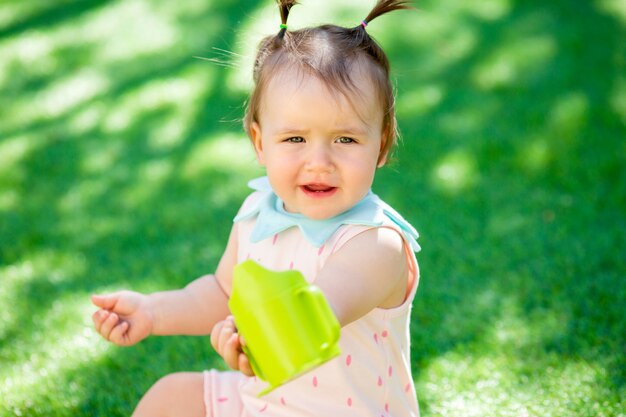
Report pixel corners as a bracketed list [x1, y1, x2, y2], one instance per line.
[285, 136, 305, 143]
[336, 136, 355, 144]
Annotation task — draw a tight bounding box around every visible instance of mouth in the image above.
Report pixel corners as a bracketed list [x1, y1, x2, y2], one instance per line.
[300, 183, 337, 197]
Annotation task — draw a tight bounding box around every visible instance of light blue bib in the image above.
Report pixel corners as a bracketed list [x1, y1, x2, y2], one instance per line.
[234, 177, 420, 251]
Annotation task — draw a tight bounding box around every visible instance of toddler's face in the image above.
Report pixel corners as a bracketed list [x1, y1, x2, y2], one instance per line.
[250, 69, 385, 220]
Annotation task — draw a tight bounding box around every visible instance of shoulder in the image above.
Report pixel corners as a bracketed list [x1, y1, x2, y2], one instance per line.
[325, 225, 408, 289]
[334, 226, 407, 267]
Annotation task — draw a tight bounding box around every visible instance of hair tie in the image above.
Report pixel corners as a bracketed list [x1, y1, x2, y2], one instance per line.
[360, 19, 368, 29]
[280, 23, 288, 30]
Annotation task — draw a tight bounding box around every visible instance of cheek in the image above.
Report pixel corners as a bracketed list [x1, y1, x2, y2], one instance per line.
[346, 147, 381, 171]
[361, 151, 380, 179]
[264, 152, 293, 177]
[344, 158, 377, 187]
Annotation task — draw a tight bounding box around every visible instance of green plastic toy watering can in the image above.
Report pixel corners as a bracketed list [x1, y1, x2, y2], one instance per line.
[228, 260, 341, 395]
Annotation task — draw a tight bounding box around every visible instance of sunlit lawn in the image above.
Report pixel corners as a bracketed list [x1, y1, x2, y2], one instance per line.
[1, 0, 625, 416]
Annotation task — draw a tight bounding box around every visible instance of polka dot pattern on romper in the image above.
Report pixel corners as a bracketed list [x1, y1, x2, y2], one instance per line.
[235, 207, 420, 416]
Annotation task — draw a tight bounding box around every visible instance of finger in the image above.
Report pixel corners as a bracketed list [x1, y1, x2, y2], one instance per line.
[217, 319, 236, 354]
[100, 312, 120, 340]
[109, 320, 130, 345]
[223, 333, 241, 370]
[210, 320, 225, 352]
[92, 310, 109, 335]
[238, 352, 255, 377]
[91, 293, 119, 310]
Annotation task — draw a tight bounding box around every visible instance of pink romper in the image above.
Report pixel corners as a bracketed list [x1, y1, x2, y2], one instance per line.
[204, 189, 421, 417]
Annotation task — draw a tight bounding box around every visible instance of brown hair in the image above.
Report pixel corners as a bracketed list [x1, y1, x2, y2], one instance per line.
[243, 0, 413, 164]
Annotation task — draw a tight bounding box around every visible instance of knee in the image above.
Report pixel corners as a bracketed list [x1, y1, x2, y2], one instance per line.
[133, 372, 205, 417]
[151, 372, 190, 396]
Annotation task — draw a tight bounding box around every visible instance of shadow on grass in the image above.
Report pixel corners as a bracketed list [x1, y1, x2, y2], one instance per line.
[0, 0, 111, 40]
[0, 0, 264, 413]
[0, 0, 625, 415]
[376, 0, 626, 410]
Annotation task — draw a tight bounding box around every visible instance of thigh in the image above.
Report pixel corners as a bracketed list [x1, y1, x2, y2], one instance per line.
[133, 372, 206, 417]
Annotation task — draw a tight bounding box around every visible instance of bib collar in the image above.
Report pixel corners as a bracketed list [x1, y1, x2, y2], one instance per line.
[234, 177, 420, 251]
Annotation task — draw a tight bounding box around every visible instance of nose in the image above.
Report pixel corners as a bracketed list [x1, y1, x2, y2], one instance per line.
[304, 143, 335, 173]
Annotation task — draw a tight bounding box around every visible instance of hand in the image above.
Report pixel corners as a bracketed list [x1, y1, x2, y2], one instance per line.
[91, 291, 154, 346]
[210, 316, 255, 376]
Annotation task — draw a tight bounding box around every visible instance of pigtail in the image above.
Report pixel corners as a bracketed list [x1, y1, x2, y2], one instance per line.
[351, 0, 414, 50]
[277, 0, 298, 38]
[362, 0, 414, 27]
[347, 0, 414, 74]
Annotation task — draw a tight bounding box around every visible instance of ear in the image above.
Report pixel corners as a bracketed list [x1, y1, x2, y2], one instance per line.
[377, 133, 389, 168]
[377, 152, 388, 168]
[250, 121, 265, 165]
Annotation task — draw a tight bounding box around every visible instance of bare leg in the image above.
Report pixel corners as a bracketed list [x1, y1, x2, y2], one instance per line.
[132, 372, 206, 417]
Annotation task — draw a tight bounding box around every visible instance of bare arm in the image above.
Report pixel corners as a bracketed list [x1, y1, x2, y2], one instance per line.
[146, 275, 230, 336]
[92, 223, 239, 344]
[314, 227, 409, 327]
[150, 223, 239, 335]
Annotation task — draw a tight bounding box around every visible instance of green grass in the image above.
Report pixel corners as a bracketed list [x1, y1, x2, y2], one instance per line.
[1, 0, 625, 416]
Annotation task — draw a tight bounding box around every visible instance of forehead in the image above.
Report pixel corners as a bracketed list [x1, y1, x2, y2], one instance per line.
[260, 65, 383, 126]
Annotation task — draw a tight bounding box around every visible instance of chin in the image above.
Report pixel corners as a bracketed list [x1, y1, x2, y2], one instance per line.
[301, 209, 338, 221]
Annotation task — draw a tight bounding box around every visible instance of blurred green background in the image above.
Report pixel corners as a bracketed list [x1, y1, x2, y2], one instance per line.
[1, 0, 625, 416]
